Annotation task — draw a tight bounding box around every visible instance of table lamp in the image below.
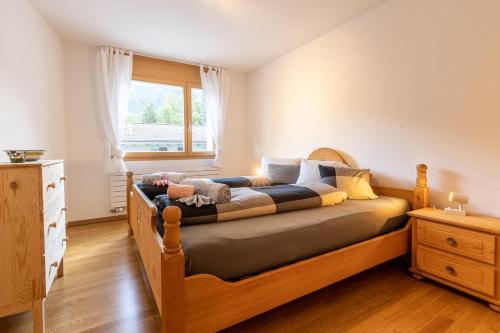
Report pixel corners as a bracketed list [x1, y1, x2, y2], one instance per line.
[444, 192, 469, 216]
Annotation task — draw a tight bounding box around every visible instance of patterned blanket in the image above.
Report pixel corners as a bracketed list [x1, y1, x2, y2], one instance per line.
[155, 182, 347, 226]
[209, 175, 272, 188]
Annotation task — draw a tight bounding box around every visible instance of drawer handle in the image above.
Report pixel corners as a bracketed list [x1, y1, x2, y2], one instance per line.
[446, 265, 456, 275]
[50, 261, 59, 268]
[62, 237, 68, 243]
[47, 182, 56, 190]
[447, 237, 457, 246]
[48, 222, 57, 230]
[61, 207, 67, 213]
[60, 176, 66, 182]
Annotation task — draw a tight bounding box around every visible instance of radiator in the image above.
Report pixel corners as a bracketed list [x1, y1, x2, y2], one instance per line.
[110, 166, 221, 212]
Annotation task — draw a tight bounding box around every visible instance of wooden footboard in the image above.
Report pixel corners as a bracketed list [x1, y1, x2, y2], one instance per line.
[183, 223, 411, 332]
[128, 183, 186, 332]
[129, 183, 164, 313]
[126, 160, 429, 333]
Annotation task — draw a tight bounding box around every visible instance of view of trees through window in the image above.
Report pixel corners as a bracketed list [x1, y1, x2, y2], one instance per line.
[191, 87, 212, 152]
[122, 80, 209, 153]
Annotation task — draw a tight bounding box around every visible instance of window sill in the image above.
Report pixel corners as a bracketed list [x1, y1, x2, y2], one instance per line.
[123, 154, 215, 161]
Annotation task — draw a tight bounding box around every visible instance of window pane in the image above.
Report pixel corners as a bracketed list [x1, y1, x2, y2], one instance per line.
[191, 88, 212, 152]
[122, 80, 185, 152]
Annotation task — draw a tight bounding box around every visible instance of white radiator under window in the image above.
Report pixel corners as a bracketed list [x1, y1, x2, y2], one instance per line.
[110, 166, 220, 212]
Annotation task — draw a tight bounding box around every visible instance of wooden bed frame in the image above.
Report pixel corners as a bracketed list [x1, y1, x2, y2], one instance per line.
[126, 148, 429, 332]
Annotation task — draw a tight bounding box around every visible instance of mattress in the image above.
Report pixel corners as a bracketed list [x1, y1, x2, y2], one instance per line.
[156, 196, 410, 281]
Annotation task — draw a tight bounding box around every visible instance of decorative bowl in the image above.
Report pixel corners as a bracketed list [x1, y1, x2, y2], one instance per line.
[4, 150, 46, 162]
[23, 150, 46, 161]
[5, 150, 25, 163]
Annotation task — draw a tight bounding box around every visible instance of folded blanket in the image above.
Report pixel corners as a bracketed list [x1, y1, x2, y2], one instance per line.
[137, 183, 168, 200]
[142, 172, 187, 185]
[179, 194, 215, 207]
[180, 179, 231, 204]
[155, 182, 348, 226]
[167, 183, 195, 200]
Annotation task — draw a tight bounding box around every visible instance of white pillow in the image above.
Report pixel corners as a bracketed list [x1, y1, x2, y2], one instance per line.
[296, 159, 349, 184]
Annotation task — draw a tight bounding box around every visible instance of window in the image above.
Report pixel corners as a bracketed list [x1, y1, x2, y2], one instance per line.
[122, 55, 213, 160]
[191, 87, 211, 152]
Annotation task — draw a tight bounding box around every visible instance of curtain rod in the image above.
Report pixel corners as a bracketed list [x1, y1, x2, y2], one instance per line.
[98, 45, 226, 70]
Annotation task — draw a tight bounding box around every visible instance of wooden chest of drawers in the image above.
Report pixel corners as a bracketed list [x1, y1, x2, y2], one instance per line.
[409, 208, 500, 312]
[0, 160, 67, 333]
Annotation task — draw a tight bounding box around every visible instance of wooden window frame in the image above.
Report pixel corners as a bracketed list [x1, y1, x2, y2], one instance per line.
[124, 56, 214, 161]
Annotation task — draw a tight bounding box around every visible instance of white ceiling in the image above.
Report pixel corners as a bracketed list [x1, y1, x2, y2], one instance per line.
[30, 0, 386, 72]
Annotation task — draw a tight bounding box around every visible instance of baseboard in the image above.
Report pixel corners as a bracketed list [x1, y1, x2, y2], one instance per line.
[68, 214, 127, 227]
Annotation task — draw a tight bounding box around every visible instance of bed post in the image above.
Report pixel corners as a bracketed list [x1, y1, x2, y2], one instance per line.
[413, 164, 429, 209]
[126, 171, 134, 236]
[161, 206, 185, 333]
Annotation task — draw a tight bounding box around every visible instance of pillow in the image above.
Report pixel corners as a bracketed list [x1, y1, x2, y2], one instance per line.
[266, 164, 300, 185]
[261, 157, 301, 184]
[318, 165, 378, 200]
[296, 159, 349, 184]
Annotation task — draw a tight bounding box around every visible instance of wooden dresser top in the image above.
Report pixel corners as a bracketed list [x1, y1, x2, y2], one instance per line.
[0, 160, 63, 168]
[409, 208, 500, 235]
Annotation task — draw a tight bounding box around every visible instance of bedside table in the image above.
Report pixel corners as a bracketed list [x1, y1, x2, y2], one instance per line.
[408, 208, 500, 312]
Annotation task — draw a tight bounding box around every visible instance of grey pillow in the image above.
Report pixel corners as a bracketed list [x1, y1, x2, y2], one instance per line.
[267, 164, 300, 184]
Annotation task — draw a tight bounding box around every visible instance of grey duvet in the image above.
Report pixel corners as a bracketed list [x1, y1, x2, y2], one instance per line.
[176, 196, 410, 280]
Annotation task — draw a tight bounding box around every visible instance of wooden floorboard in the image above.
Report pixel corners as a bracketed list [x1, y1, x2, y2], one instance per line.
[0, 220, 498, 333]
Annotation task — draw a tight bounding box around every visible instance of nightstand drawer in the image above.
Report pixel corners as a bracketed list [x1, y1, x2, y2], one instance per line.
[416, 246, 495, 297]
[417, 219, 496, 264]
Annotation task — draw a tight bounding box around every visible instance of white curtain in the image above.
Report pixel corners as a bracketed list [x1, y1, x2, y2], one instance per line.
[96, 47, 133, 173]
[200, 66, 230, 168]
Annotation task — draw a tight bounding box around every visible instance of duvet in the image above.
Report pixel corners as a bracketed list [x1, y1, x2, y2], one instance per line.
[154, 182, 348, 226]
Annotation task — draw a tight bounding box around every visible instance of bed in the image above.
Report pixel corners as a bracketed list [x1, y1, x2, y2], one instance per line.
[127, 148, 429, 332]
[161, 196, 410, 281]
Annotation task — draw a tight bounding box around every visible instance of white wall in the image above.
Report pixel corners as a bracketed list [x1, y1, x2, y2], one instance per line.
[0, 0, 66, 161]
[248, 0, 500, 216]
[64, 41, 252, 221]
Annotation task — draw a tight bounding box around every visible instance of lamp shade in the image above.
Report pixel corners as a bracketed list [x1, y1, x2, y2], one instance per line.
[449, 192, 469, 205]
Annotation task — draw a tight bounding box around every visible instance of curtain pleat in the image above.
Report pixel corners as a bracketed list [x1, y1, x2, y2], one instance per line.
[96, 47, 133, 173]
[200, 66, 230, 168]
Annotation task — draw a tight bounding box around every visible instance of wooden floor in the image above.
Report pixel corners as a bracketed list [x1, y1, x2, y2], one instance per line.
[1, 220, 499, 333]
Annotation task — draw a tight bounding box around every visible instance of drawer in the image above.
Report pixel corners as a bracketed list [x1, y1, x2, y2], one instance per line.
[416, 219, 496, 264]
[43, 195, 66, 251]
[43, 176, 65, 208]
[42, 162, 64, 184]
[416, 245, 495, 297]
[44, 227, 67, 295]
[42, 163, 66, 207]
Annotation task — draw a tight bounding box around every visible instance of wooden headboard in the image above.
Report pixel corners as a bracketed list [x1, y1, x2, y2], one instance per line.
[308, 147, 348, 165]
[307, 147, 429, 210]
